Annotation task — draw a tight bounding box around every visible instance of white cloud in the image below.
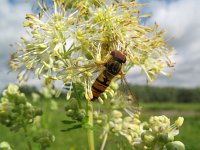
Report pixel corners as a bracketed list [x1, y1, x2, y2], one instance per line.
[0, 0, 33, 91]
[0, 0, 31, 40]
[128, 0, 200, 87]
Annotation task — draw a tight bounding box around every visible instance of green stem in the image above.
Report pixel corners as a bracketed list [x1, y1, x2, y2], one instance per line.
[23, 126, 33, 150]
[72, 83, 82, 108]
[86, 101, 95, 150]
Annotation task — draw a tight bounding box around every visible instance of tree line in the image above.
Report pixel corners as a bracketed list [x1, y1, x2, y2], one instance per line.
[127, 85, 200, 103]
[1, 84, 199, 103]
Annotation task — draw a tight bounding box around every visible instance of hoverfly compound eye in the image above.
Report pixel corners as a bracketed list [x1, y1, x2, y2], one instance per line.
[111, 50, 126, 63]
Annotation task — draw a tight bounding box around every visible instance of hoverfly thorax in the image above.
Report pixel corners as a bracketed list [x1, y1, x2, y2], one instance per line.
[110, 50, 126, 64]
[106, 51, 126, 75]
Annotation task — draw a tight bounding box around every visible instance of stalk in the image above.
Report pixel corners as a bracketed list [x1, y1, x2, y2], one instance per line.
[86, 101, 95, 150]
[100, 133, 108, 150]
[23, 126, 33, 150]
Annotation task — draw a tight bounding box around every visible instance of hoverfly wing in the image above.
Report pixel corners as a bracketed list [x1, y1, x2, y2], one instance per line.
[56, 62, 106, 100]
[57, 62, 106, 78]
[120, 75, 139, 109]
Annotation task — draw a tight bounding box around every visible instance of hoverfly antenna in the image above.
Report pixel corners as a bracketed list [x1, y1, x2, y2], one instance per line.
[111, 50, 126, 63]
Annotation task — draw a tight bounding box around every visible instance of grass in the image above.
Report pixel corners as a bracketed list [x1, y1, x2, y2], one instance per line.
[1, 100, 200, 150]
[141, 102, 200, 112]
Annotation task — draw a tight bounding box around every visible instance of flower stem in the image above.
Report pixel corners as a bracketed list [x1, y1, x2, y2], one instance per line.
[100, 133, 108, 150]
[86, 101, 95, 150]
[23, 126, 33, 150]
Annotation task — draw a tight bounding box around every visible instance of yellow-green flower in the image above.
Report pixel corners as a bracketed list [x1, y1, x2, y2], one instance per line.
[0, 141, 12, 150]
[10, 0, 174, 100]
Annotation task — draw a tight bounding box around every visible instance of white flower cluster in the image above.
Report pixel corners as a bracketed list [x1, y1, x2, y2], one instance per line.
[0, 84, 42, 132]
[94, 88, 185, 150]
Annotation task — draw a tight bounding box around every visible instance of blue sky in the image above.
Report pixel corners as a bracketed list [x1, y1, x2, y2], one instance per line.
[0, 0, 200, 91]
[131, 0, 200, 88]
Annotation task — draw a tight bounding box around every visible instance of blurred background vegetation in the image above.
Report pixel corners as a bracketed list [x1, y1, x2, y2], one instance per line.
[1, 84, 200, 150]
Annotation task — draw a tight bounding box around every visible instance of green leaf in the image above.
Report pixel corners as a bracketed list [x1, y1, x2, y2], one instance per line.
[61, 120, 77, 124]
[61, 124, 82, 132]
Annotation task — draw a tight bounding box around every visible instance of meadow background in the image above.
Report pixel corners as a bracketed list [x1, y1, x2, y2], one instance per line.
[1, 0, 200, 150]
[1, 85, 200, 150]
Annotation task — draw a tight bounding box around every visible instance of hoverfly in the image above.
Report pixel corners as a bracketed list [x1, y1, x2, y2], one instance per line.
[91, 50, 126, 100]
[58, 49, 138, 106]
[90, 50, 139, 110]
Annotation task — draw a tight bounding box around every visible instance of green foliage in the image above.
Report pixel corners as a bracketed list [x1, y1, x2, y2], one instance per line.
[128, 85, 200, 103]
[176, 88, 200, 103]
[2, 101, 197, 150]
[0, 84, 42, 132]
[61, 98, 87, 132]
[0, 84, 55, 150]
[32, 130, 55, 149]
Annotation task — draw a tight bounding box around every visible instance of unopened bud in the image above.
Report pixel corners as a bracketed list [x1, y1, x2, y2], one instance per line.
[175, 117, 184, 127]
[142, 131, 155, 145]
[0, 141, 12, 150]
[166, 141, 185, 150]
[157, 133, 168, 143]
[111, 110, 122, 118]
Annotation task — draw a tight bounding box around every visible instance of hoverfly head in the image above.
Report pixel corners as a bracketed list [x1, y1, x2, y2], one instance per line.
[111, 50, 126, 64]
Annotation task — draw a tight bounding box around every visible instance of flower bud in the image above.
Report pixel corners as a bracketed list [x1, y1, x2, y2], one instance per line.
[167, 134, 174, 142]
[124, 116, 132, 122]
[175, 117, 184, 128]
[166, 141, 185, 150]
[77, 109, 86, 120]
[111, 110, 122, 118]
[109, 121, 115, 128]
[141, 131, 155, 146]
[114, 118, 123, 124]
[157, 133, 168, 143]
[96, 119, 102, 124]
[0, 141, 12, 150]
[33, 130, 55, 148]
[133, 113, 140, 119]
[7, 84, 19, 94]
[102, 93, 107, 99]
[142, 122, 149, 130]
[110, 82, 118, 90]
[133, 118, 141, 125]
[98, 97, 104, 104]
[66, 90, 72, 100]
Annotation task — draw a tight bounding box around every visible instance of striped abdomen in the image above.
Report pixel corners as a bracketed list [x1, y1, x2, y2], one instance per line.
[91, 70, 115, 100]
[91, 59, 123, 100]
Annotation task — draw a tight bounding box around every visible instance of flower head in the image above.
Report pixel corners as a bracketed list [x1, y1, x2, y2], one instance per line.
[10, 0, 174, 100]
